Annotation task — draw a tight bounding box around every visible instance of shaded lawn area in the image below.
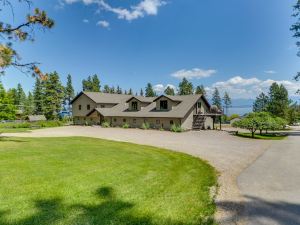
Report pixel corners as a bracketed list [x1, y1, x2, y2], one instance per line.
[236, 132, 287, 140]
[0, 137, 217, 225]
[0, 128, 33, 133]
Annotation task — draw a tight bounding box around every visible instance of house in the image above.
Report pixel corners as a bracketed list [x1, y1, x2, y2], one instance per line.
[26, 115, 47, 122]
[71, 92, 222, 130]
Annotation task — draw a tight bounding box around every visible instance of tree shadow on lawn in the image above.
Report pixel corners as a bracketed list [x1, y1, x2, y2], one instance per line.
[217, 195, 300, 225]
[0, 187, 212, 225]
[0, 137, 28, 143]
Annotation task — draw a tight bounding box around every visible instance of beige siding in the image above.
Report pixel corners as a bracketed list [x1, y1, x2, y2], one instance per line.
[181, 107, 195, 130]
[107, 116, 180, 130]
[194, 98, 210, 114]
[72, 94, 96, 117]
[96, 103, 116, 108]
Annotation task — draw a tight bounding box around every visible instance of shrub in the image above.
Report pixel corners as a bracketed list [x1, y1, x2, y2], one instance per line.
[170, 124, 184, 133]
[101, 121, 111, 128]
[122, 123, 130, 129]
[141, 122, 150, 130]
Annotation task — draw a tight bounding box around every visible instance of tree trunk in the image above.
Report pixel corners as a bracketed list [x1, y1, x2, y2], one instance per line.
[252, 131, 255, 138]
[260, 130, 262, 135]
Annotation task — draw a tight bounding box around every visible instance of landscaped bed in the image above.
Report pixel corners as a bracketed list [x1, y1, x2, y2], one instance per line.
[0, 137, 217, 225]
[235, 132, 287, 140]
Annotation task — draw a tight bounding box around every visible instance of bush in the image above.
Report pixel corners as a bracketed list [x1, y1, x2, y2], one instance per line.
[170, 124, 184, 133]
[141, 122, 150, 130]
[101, 121, 111, 128]
[122, 123, 130, 129]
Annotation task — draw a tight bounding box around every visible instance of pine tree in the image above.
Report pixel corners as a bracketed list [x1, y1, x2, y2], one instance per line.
[267, 82, 290, 118]
[164, 86, 175, 96]
[33, 77, 45, 115]
[16, 83, 26, 106]
[65, 74, 75, 110]
[82, 76, 93, 91]
[43, 72, 64, 119]
[128, 88, 133, 95]
[110, 86, 115, 94]
[195, 85, 206, 96]
[223, 91, 232, 115]
[6, 88, 18, 105]
[253, 92, 269, 112]
[178, 78, 193, 95]
[212, 87, 222, 110]
[116, 86, 123, 94]
[145, 83, 156, 97]
[24, 92, 34, 116]
[92, 74, 101, 92]
[140, 88, 144, 96]
[103, 85, 110, 93]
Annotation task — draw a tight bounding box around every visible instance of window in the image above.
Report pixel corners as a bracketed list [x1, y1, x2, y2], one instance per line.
[170, 120, 174, 125]
[160, 100, 168, 110]
[123, 118, 126, 123]
[133, 119, 136, 123]
[87, 104, 90, 110]
[156, 120, 160, 124]
[197, 102, 202, 109]
[113, 118, 117, 122]
[101, 105, 105, 108]
[79, 105, 82, 110]
[132, 101, 138, 110]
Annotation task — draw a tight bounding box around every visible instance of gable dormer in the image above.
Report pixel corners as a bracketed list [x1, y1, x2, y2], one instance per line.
[153, 95, 182, 111]
[126, 96, 153, 111]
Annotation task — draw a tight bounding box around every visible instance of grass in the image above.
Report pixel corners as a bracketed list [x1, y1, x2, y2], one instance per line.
[0, 137, 217, 225]
[0, 121, 67, 133]
[0, 128, 33, 133]
[236, 132, 287, 140]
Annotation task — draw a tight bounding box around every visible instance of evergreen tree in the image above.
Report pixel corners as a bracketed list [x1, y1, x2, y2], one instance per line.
[116, 86, 123, 94]
[124, 90, 127, 95]
[82, 76, 93, 91]
[267, 82, 290, 118]
[145, 83, 156, 97]
[223, 91, 232, 115]
[128, 88, 133, 95]
[16, 83, 26, 106]
[64, 74, 75, 110]
[195, 85, 206, 96]
[33, 77, 45, 115]
[43, 72, 64, 119]
[110, 86, 115, 94]
[212, 87, 222, 110]
[0, 81, 16, 120]
[178, 78, 193, 95]
[6, 88, 18, 105]
[103, 85, 110, 93]
[24, 92, 34, 116]
[164, 86, 175, 96]
[91, 74, 101, 92]
[140, 88, 144, 96]
[253, 92, 269, 112]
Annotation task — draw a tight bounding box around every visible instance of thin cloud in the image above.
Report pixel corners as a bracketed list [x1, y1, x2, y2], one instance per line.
[83, 19, 89, 23]
[154, 84, 177, 93]
[206, 76, 300, 99]
[97, 20, 110, 28]
[264, 70, 277, 74]
[171, 68, 217, 80]
[62, 0, 166, 21]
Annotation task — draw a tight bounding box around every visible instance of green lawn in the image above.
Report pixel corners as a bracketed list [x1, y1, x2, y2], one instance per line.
[236, 132, 287, 140]
[0, 137, 217, 225]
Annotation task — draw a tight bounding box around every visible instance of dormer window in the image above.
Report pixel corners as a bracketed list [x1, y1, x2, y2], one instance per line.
[132, 101, 138, 110]
[160, 100, 168, 110]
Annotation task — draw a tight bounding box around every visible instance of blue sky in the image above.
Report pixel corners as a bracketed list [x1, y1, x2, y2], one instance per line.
[1, 0, 300, 111]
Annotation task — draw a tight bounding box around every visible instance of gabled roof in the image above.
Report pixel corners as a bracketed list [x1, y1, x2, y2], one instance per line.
[71, 92, 132, 104]
[126, 96, 155, 103]
[153, 95, 182, 102]
[90, 95, 206, 119]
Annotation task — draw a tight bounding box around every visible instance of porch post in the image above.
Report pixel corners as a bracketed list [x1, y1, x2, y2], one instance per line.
[212, 116, 215, 130]
[219, 116, 222, 130]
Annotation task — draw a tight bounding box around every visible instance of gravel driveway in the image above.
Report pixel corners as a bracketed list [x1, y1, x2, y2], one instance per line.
[3, 126, 272, 224]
